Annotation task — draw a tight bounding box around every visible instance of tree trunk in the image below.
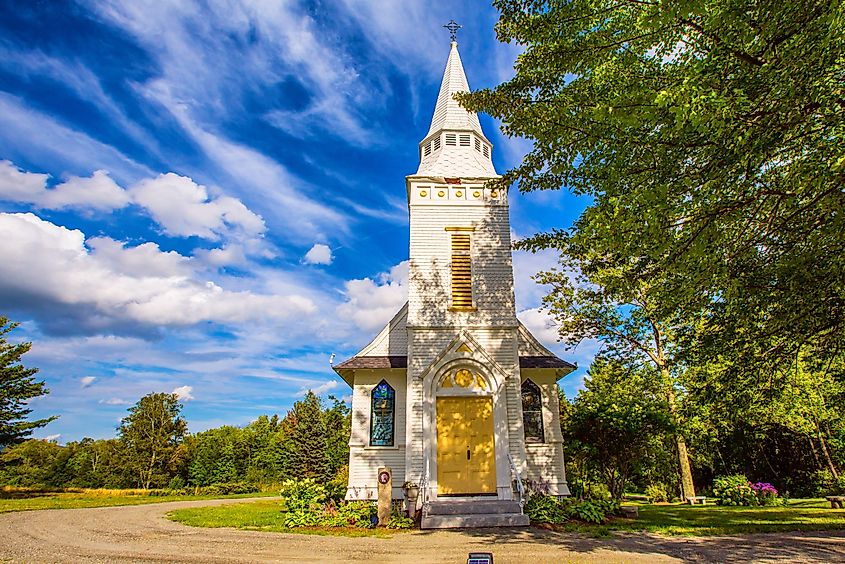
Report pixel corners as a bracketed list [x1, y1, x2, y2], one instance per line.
[818, 427, 840, 480]
[662, 373, 696, 500]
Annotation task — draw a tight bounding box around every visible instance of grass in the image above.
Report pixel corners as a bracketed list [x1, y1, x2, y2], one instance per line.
[547, 499, 845, 537]
[167, 499, 398, 537]
[0, 486, 276, 513]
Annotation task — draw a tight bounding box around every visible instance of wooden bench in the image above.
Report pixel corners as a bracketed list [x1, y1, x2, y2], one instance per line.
[687, 496, 708, 505]
[826, 496, 844, 509]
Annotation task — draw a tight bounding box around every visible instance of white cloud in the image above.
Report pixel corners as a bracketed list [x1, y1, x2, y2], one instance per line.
[297, 380, 340, 397]
[0, 212, 317, 331]
[0, 161, 130, 211]
[337, 261, 409, 332]
[130, 173, 265, 240]
[80, 376, 97, 388]
[172, 385, 194, 401]
[303, 243, 333, 265]
[99, 397, 130, 405]
[518, 307, 561, 347]
[41, 434, 61, 442]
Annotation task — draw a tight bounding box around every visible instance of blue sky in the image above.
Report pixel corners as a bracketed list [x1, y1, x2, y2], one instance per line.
[0, 1, 595, 443]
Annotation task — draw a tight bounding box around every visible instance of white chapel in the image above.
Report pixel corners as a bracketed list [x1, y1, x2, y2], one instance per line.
[334, 34, 575, 527]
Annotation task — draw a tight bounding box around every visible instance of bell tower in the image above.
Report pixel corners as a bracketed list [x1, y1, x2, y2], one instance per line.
[405, 38, 516, 330]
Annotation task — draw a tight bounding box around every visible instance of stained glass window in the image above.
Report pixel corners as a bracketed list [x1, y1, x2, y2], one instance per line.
[370, 380, 395, 447]
[522, 379, 544, 443]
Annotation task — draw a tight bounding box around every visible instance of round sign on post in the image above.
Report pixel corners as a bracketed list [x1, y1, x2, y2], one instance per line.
[377, 466, 392, 526]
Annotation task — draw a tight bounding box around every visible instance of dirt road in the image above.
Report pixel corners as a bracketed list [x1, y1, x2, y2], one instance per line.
[1, 497, 844, 563]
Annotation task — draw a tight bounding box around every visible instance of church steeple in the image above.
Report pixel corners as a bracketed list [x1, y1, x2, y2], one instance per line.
[415, 39, 497, 178]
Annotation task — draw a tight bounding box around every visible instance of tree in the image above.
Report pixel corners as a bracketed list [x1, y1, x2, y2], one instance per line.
[531, 237, 699, 498]
[188, 426, 240, 486]
[322, 395, 351, 478]
[461, 0, 845, 368]
[118, 393, 187, 489]
[0, 317, 56, 447]
[565, 358, 672, 501]
[281, 391, 331, 481]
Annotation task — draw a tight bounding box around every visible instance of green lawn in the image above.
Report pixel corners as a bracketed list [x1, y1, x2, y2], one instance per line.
[0, 488, 276, 513]
[553, 499, 845, 537]
[167, 499, 397, 537]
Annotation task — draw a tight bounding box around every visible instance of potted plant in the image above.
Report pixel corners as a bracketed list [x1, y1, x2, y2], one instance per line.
[403, 481, 420, 503]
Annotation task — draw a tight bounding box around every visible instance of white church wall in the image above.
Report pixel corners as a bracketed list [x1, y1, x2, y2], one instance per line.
[346, 368, 407, 500]
[521, 370, 570, 496]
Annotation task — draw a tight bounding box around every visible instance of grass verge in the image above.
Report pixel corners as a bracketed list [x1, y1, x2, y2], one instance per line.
[546, 499, 845, 537]
[167, 499, 399, 537]
[0, 487, 276, 513]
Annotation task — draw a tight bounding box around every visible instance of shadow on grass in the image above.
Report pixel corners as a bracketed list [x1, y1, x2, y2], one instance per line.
[408, 500, 845, 561]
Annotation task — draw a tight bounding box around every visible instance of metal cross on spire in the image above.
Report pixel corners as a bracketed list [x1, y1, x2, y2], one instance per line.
[443, 20, 462, 42]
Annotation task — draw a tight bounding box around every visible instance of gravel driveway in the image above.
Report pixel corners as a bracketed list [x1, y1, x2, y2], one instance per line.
[1, 497, 844, 563]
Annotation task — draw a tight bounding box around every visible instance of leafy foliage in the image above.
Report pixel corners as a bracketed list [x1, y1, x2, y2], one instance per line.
[0, 317, 55, 447]
[118, 393, 188, 489]
[645, 484, 670, 504]
[524, 493, 619, 525]
[462, 0, 845, 365]
[563, 358, 673, 500]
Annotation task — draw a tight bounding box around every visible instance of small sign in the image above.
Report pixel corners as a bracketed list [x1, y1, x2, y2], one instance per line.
[468, 553, 493, 564]
[377, 466, 392, 526]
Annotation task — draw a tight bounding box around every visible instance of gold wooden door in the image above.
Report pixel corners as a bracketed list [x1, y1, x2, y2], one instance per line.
[436, 396, 496, 495]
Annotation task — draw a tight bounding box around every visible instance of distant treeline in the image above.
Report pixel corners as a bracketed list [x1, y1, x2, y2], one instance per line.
[0, 391, 349, 493]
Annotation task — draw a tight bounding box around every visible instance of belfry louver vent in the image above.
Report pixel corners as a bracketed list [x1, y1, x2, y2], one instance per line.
[450, 234, 472, 309]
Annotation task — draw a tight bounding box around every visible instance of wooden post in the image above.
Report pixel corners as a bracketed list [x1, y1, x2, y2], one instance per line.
[377, 467, 392, 526]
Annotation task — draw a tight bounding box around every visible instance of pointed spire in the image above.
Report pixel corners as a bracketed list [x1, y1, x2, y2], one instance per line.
[415, 40, 497, 178]
[426, 41, 485, 139]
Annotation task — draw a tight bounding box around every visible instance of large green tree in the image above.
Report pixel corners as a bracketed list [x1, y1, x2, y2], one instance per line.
[461, 0, 845, 367]
[118, 392, 187, 489]
[565, 357, 672, 500]
[0, 317, 55, 447]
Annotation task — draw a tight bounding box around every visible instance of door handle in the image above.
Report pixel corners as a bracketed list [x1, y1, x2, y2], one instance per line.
[467, 447, 471, 460]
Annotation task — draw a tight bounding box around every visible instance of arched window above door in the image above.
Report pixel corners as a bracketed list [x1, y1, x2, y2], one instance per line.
[521, 379, 544, 443]
[370, 380, 395, 446]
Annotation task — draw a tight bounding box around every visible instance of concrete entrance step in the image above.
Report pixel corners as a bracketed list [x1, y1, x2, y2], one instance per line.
[421, 499, 529, 529]
[426, 499, 523, 515]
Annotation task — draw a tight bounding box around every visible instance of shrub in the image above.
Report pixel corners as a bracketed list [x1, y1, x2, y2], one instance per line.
[525, 494, 619, 525]
[645, 483, 669, 504]
[525, 494, 568, 524]
[713, 475, 786, 506]
[386, 512, 415, 530]
[713, 474, 756, 506]
[167, 475, 186, 490]
[279, 478, 327, 512]
[830, 475, 845, 496]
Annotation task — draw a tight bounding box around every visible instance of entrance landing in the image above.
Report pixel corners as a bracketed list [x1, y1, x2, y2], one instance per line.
[421, 499, 529, 529]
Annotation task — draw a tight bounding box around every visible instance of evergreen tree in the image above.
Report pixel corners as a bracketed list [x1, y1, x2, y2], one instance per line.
[0, 317, 56, 447]
[322, 395, 351, 478]
[283, 391, 330, 481]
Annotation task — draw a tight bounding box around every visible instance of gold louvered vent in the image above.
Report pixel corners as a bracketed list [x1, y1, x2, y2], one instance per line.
[450, 234, 472, 309]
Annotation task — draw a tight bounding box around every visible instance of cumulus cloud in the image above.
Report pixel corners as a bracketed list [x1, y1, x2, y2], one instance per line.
[297, 380, 340, 396]
[0, 161, 130, 211]
[0, 162, 264, 244]
[41, 434, 61, 442]
[518, 308, 561, 347]
[337, 261, 408, 332]
[172, 385, 194, 401]
[130, 173, 265, 240]
[303, 243, 333, 265]
[80, 376, 97, 388]
[0, 213, 316, 334]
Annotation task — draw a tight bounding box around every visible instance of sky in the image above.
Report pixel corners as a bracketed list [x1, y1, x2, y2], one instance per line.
[0, 0, 595, 443]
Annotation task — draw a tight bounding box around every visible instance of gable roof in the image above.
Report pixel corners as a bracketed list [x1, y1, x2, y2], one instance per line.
[333, 304, 575, 386]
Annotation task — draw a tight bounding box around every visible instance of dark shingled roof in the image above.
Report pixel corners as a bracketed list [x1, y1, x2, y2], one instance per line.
[334, 355, 408, 370]
[334, 355, 574, 371]
[519, 355, 576, 370]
